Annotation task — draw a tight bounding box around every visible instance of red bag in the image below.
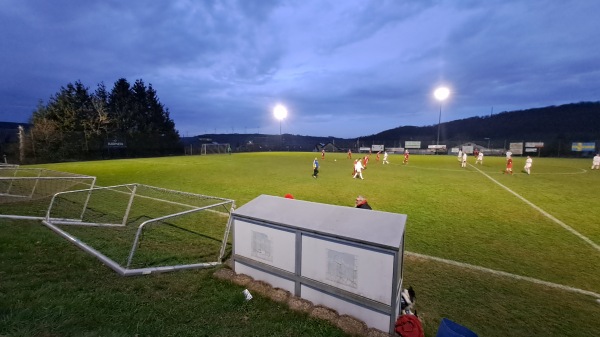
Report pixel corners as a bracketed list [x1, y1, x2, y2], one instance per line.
[395, 314, 424, 337]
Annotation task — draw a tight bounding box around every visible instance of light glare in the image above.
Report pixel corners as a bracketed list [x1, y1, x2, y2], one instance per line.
[273, 104, 288, 121]
[434, 87, 450, 101]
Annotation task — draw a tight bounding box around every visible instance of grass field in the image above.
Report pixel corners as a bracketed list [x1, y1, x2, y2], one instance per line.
[1, 152, 599, 336]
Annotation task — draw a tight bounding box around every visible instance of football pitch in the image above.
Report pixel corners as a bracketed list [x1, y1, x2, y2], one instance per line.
[1, 152, 599, 336]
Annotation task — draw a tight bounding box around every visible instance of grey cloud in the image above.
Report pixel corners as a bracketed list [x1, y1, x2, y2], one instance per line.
[1, 0, 600, 138]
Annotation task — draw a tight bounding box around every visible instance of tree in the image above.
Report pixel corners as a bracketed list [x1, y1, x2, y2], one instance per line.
[108, 78, 133, 133]
[88, 82, 111, 136]
[28, 78, 181, 162]
[28, 81, 94, 160]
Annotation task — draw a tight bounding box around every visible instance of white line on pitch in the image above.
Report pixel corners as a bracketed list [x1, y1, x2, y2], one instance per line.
[469, 163, 600, 253]
[406, 251, 600, 299]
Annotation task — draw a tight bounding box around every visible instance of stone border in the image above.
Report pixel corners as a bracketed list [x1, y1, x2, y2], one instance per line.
[213, 267, 393, 337]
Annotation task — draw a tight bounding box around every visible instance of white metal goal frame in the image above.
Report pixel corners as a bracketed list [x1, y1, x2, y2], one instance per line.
[41, 183, 236, 276]
[200, 143, 230, 155]
[0, 167, 96, 220]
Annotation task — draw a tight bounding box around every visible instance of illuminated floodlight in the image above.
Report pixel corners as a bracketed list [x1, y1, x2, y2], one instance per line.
[273, 104, 288, 122]
[434, 87, 450, 101]
[273, 104, 288, 136]
[433, 87, 451, 146]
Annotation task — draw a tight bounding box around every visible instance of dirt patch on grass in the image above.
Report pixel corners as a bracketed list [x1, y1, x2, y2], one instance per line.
[367, 327, 393, 337]
[246, 280, 272, 297]
[213, 268, 235, 281]
[287, 296, 313, 313]
[268, 287, 290, 303]
[310, 305, 339, 325]
[336, 315, 368, 336]
[231, 273, 253, 286]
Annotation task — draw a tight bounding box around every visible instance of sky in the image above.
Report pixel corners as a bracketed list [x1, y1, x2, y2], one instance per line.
[1, 0, 599, 139]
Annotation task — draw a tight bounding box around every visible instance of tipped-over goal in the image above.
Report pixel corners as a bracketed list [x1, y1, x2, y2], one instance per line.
[41, 183, 236, 276]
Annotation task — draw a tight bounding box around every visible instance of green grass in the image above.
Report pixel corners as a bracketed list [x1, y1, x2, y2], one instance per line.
[2, 152, 600, 336]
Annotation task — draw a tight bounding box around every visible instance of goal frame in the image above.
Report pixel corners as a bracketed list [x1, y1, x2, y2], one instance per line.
[41, 183, 236, 276]
[200, 143, 230, 155]
[0, 167, 96, 220]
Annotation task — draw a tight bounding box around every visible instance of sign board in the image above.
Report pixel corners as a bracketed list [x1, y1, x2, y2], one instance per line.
[525, 142, 544, 148]
[386, 147, 404, 153]
[428, 145, 447, 153]
[359, 147, 371, 153]
[509, 142, 523, 155]
[371, 145, 384, 152]
[461, 145, 474, 154]
[106, 138, 126, 148]
[571, 142, 596, 152]
[404, 141, 421, 149]
[525, 148, 538, 153]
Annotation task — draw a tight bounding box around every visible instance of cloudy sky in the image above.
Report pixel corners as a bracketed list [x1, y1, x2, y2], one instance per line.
[1, 0, 599, 138]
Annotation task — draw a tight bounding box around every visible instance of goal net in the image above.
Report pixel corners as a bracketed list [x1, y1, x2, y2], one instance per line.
[201, 143, 230, 155]
[41, 183, 236, 276]
[0, 167, 96, 220]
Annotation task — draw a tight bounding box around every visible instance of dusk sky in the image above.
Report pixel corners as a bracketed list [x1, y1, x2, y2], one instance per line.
[1, 1, 599, 138]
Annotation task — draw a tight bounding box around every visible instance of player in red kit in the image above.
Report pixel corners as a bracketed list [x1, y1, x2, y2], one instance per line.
[504, 156, 513, 174]
[403, 150, 409, 165]
[347, 149, 352, 159]
[321, 149, 325, 160]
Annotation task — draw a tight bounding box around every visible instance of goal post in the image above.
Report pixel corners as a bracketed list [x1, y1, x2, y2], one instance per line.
[201, 143, 230, 155]
[0, 167, 96, 220]
[41, 183, 236, 276]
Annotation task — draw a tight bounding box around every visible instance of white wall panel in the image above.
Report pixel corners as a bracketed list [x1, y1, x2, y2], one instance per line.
[234, 220, 296, 272]
[301, 285, 390, 331]
[301, 235, 394, 305]
[235, 261, 295, 293]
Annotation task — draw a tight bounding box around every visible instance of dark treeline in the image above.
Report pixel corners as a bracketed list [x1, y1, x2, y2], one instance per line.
[2, 100, 599, 164]
[191, 102, 600, 157]
[20, 78, 179, 163]
[189, 102, 600, 156]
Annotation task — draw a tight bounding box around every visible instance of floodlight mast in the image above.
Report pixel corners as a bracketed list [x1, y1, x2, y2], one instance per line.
[434, 87, 450, 147]
[273, 104, 288, 150]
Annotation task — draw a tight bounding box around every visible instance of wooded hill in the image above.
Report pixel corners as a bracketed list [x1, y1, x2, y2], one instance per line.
[366, 102, 599, 147]
[3, 101, 599, 161]
[193, 102, 600, 157]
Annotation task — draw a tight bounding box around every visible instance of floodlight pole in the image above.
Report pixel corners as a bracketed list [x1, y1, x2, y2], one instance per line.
[279, 121, 283, 150]
[433, 87, 450, 152]
[273, 104, 288, 151]
[436, 105, 442, 146]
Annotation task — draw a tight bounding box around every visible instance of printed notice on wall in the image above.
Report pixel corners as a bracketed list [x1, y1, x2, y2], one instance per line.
[326, 249, 357, 288]
[251, 231, 273, 262]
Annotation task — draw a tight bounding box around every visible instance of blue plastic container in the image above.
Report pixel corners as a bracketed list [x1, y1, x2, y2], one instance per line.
[436, 318, 478, 337]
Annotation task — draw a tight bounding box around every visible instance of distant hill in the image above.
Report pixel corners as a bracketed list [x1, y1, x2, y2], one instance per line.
[3, 102, 599, 157]
[187, 102, 600, 156]
[360, 101, 600, 155]
[367, 101, 600, 141]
